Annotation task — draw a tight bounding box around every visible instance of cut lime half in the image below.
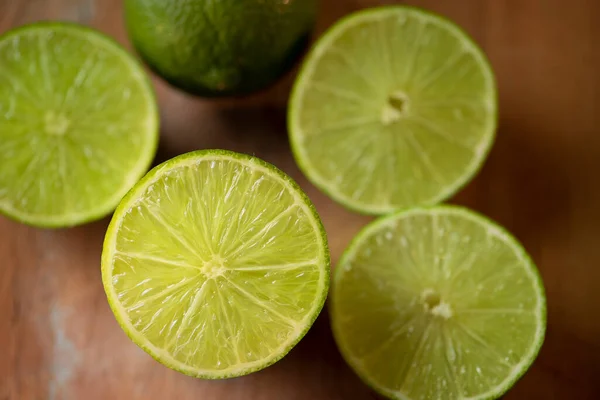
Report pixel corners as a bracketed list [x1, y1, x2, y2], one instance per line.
[331, 206, 546, 399]
[102, 150, 330, 378]
[289, 6, 497, 214]
[0, 23, 158, 227]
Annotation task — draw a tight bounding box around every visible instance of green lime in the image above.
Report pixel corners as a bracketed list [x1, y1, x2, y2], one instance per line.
[331, 206, 546, 399]
[102, 150, 330, 378]
[289, 6, 497, 214]
[0, 23, 158, 227]
[124, 0, 318, 96]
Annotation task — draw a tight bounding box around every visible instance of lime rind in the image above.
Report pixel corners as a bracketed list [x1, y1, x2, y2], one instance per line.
[0, 22, 159, 227]
[124, 0, 318, 97]
[289, 6, 498, 215]
[102, 149, 330, 378]
[331, 205, 546, 400]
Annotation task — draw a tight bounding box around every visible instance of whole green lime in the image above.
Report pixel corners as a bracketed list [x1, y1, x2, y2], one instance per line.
[124, 0, 318, 96]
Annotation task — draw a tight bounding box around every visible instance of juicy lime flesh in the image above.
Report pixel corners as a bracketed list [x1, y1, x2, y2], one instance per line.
[331, 207, 545, 399]
[290, 7, 497, 214]
[103, 152, 329, 377]
[0, 24, 157, 227]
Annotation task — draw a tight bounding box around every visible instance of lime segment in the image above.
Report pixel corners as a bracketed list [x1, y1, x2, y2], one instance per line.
[102, 150, 330, 378]
[331, 206, 545, 399]
[0, 23, 158, 227]
[289, 6, 497, 214]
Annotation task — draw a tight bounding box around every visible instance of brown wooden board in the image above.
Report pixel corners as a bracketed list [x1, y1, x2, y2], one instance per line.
[1, 0, 599, 399]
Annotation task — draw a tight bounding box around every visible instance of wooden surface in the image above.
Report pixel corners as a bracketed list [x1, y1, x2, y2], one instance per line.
[1, 0, 600, 399]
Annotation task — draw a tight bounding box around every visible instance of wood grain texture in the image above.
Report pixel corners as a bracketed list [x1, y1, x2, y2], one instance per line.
[1, 0, 599, 398]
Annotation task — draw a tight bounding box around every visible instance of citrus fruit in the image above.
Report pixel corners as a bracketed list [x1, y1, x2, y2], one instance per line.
[101, 150, 330, 378]
[0, 23, 158, 227]
[124, 0, 318, 96]
[289, 6, 497, 214]
[331, 206, 546, 399]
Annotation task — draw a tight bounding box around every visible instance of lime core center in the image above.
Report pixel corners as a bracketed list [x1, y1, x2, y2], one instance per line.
[44, 111, 70, 136]
[381, 91, 409, 125]
[202, 254, 227, 279]
[422, 288, 453, 319]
